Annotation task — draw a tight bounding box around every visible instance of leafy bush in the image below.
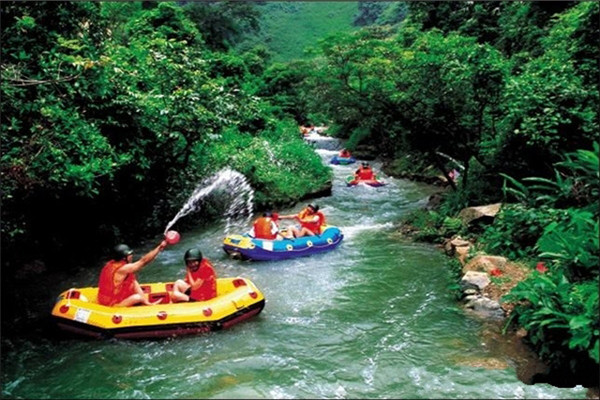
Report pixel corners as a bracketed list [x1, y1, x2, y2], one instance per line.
[503, 273, 599, 370]
[478, 204, 560, 259]
[402, 209, 442, 230]
[441, 216, 463, 236]
[536, 208, 599, 282]
[500, 142, 599, 213]
[207, 119, 331, 208]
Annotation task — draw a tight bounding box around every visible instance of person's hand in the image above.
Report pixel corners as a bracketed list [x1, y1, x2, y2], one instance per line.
[159, 240, 168, 250]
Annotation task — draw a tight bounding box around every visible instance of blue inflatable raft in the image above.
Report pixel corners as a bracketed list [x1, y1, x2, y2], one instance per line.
[223, 226, 344, 261]
[330, 155, 356, 165]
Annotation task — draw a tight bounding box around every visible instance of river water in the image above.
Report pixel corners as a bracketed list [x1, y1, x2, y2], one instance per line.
[1, 134, 589, 399]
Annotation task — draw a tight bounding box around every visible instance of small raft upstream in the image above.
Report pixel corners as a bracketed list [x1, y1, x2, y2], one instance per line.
[330, 155, 356, 165]
[346, 175, 387, 187]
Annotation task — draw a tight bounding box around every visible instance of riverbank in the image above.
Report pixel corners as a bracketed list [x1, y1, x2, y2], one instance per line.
[382, 160, 599, 393]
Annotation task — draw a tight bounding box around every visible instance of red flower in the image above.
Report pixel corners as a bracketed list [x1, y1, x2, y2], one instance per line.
[490, 268, 503, 277]
[536, 262, 548, 273]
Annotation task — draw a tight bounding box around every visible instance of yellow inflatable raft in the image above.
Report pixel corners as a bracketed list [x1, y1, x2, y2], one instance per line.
[51, 277, 265, 339]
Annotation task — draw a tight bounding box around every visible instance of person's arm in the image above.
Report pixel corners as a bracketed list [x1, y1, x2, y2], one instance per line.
[187, 270, 203, 290]
[189, 264, 214, 290]
[299, 214, 319, 224]
[278, 214, 296, 220]
[118, 240, 167, 276]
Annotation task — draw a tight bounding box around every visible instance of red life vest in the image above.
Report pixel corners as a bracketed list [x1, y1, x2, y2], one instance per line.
[358, 167, 374, 180]
[185, 259, 217, 301]
[298, 209, 326, 234]
[97, 260, 137, 306]
[340, 150, 351, 158]
[253, 217, 277, 239]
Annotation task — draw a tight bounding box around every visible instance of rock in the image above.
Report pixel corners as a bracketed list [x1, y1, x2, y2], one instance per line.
[464, 296, 505, 318]
[444, 237, 471, 256]
[465, 296, 502, 311]
[460, 271, 491, 290]
[455, 246, 470, 265]
[458, 203, 502, 226]
[463, 255, 508, 274]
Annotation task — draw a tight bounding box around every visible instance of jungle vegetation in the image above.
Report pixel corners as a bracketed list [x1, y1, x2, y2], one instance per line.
[1, 1, 598, 387]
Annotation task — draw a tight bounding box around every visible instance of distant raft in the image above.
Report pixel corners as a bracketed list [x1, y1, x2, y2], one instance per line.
[330, 155, 356, 165]
[346, 175, 386, 187]
[223, 225, 344, 261]
[51, 277, 265, 340]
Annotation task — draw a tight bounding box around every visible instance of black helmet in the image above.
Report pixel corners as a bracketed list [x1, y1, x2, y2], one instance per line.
[113, 244, 133, 260]
[307, 203, 319, 212]
[184, 248, 203, 262]
[263, 212, 272, 218]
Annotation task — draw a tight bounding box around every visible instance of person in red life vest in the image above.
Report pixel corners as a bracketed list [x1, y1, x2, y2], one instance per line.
[250, 211, 284, 240]
[97, 241, 167, 307]
[279, 204, 326, 238]
[339, 148, 352, 158]
[171, 248, 217, 302]
[354, 162, 375, 180]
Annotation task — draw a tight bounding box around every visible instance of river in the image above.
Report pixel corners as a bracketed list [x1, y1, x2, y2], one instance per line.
[1, 134, 589, 399]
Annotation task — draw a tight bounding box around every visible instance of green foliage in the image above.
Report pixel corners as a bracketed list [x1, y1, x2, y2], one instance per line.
[0, 1, 332, 276]
[504, 274, 599, 368]
[206, 119, 331, 208]
[478, 204, 559, 260]
[401, 209, 450, 243]
[500, 143, 600, 213]
[496, 144, 600, 374]
[441, 216, 463, 236]
[445, 257, 464, 300]
[237, 2, 359, 63]
[183, 1, 260, 51]
[536, 209, 599, 282]
[345, 126, 371, 149]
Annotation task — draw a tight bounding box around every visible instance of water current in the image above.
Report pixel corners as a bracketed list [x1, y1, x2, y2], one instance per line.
[1, 134, 589, 399]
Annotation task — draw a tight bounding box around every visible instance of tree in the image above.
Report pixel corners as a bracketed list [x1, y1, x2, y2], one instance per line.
[183, 1, 260, 51]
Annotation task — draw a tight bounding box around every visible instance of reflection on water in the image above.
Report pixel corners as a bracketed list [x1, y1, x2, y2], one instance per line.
[0, 134, 589, 399]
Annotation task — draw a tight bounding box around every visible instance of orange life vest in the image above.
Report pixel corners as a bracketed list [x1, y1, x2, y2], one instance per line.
[185, 259, 217, 301]
[298, 209, 326, 234]
[253, 217, 277, 239]
[97, 260, 137, 306]
[357, 167, 374, 180]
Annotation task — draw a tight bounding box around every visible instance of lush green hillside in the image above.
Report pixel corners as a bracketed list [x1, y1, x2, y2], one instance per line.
[238, 1, 360, 63]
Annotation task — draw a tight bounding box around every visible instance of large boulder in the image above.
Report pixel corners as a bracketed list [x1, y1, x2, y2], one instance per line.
[463, 255, 508, 274]
[458, 203, 502, 226]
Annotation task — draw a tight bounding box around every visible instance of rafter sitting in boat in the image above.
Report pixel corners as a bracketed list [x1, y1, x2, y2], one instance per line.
[278, 203, 326, 238]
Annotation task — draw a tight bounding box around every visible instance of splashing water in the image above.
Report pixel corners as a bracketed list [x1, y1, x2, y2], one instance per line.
[164, 168, 254, 235]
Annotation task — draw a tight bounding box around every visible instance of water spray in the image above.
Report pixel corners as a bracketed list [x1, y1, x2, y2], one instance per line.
[164, 168, 255, 235]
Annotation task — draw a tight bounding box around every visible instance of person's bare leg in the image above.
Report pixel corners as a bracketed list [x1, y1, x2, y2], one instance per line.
[133, 281, 161, 305]
[115, 293, 148, 307]
[170, 280, 191, 303]
[288, 226, 301, 238]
